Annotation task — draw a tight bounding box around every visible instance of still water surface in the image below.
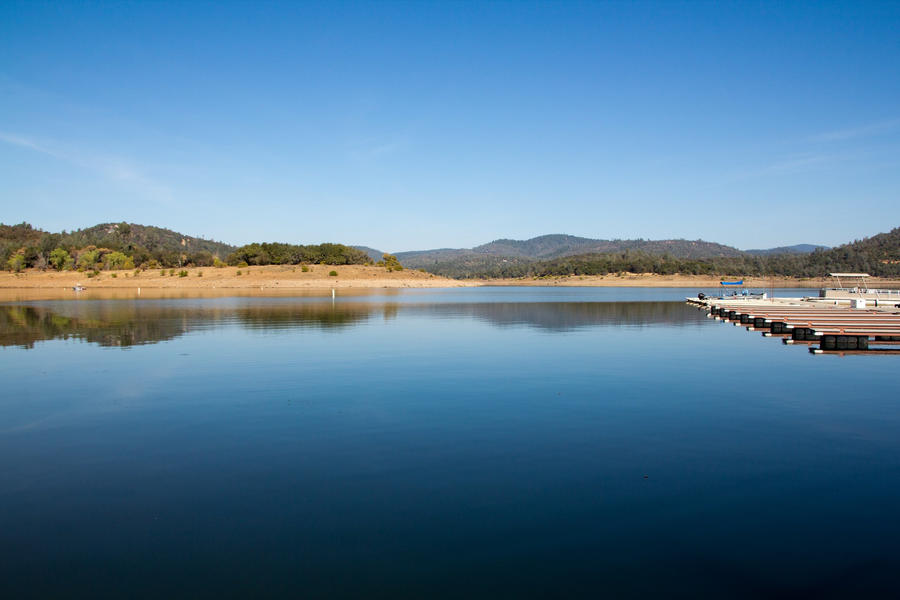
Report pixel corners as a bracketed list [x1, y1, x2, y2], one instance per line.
[1, 288, 898, 598]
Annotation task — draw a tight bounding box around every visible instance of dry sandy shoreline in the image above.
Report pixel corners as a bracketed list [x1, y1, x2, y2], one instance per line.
[0, 264, 475, 290]
[2, 265, 898, 292]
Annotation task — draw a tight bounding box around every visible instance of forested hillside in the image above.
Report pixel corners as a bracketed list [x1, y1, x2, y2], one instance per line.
[396, 234, 745, 267]
[801, 228, 900, 275]
[414, 228, 900, 279]
[1, 222, 369, 272]
[472, 235, 745, 259]
[1, 222, 235, 271]
[4, 222, 898, 278]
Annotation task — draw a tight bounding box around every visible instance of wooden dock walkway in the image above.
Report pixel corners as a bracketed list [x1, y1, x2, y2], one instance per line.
[686, 296, 900, 355]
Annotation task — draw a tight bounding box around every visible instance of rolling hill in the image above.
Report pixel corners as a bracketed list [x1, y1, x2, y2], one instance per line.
[5, 222, 898, 278]
[1, 222, 236, 269]
[393, 229, 900, 279]
[396, 234, 746, 270]
[744, 244, 828, 255]
[68, 222, 235, 258]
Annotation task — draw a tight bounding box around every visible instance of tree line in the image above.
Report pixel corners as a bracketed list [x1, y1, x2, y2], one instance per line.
[225, 242, 372, 266]
[1, 222, 372, 272]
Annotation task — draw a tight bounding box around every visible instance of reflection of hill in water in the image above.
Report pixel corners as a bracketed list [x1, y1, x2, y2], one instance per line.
[0, 305, 190, 349]
[0, 304, 373, 349]
[1, 301, 698, 349]
[411, 302, 702, 331]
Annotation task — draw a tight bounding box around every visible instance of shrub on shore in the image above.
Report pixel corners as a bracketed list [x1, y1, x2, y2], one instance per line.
[381, 254, 404, 271]
[7, 252, 25, 272]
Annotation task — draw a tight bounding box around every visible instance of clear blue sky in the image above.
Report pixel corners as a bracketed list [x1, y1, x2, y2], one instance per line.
[1, 1, 898, 251]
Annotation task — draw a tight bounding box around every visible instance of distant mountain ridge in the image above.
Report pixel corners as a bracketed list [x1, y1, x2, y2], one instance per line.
[397, 228, 899, 279]
[9, 221, 895, 278]
[352, 246, 387, 262]
[395, 234, 747, 269]
[744, 244, 828, 255]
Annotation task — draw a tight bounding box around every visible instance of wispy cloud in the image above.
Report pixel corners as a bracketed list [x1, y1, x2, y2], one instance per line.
[0, 131, 173, 203]
[345, 134, 411, 163]
[697, 152, 838, 191]
[760, 153, 834, 173]
[731, 152, 837, 181]
[809, 118, 900, 142]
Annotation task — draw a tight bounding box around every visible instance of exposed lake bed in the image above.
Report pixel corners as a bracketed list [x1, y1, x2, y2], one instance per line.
[5, 265, 898, 291]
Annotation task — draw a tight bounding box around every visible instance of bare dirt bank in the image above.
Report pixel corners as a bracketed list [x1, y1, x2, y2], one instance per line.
[3, 267, 898, 292]
[0, 265, 475, 290]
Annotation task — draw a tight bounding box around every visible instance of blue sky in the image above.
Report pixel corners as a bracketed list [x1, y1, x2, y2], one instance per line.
[1, 1, 898, 251]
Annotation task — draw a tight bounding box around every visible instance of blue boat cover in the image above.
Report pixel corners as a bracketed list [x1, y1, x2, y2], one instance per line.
[720, 280, 744, 285]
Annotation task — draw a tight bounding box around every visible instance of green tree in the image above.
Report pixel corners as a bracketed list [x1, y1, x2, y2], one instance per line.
[7, 252, 25, 272]
[77, 248, 100, 271]
[104, 251, 130, 270]
[49, 248, 72, 271]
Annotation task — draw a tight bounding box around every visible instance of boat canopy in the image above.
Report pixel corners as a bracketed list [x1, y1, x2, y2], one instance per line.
[829, 273, 871, 291]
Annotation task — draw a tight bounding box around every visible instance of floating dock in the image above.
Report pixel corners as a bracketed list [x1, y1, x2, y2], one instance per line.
[686, 296, 900, 355]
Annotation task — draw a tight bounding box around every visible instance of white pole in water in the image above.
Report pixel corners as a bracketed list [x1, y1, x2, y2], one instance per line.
[332, 288, 335, 305]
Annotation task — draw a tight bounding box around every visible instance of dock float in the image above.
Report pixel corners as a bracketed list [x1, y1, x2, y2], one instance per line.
[687, 296, 900, 356]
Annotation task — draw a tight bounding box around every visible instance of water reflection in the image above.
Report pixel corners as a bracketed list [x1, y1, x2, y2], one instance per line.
[424, 301, 702, 331]
[0, 300, 702, 349]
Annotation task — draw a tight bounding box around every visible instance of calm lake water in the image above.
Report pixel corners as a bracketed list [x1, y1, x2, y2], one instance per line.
[1, 287, 899, 598]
